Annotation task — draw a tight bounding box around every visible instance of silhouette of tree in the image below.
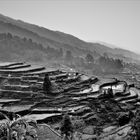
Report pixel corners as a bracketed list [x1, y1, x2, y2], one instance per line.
[59, 48, 63, 58]
[98, 56, 124, 73]
[85, 53, 94, 63]
[43, 73, 52, 94]
[60, 114, 74, 138]
[7, 33, 12, 39]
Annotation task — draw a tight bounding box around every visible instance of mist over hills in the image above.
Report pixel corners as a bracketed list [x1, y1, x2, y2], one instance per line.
[0, 13, 139, 65]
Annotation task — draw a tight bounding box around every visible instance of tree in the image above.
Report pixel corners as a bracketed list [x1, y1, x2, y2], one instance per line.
[43, 74, 52, 94]
[98, 56, 124, 73]
[58, 48, 63, 58]
[60, 114, 74, 138]
[28, 38, 33, 43]
[132, 110, 140, 140]
[7, 33, 12, 40]
[65, 50, 73, 61]
[85, 53, 94, 63]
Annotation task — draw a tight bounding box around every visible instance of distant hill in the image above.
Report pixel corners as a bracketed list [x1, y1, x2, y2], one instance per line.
[89, 43, 140, 63]
[0, 33, 48, 62]
[0, 13, 139, 63]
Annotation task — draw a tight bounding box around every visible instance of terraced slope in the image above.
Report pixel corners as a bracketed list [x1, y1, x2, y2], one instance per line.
[0, 62, 139, 139]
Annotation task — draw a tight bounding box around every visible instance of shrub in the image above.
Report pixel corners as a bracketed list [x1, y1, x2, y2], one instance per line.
[72, 119, 85, 132]
[0, 111, 38, 140]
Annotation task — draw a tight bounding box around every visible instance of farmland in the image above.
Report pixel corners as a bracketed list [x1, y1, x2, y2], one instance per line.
[0, 62, 139, 139]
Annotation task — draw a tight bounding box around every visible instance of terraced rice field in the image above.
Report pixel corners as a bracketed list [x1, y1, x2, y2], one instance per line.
[0, 62, 139, 139]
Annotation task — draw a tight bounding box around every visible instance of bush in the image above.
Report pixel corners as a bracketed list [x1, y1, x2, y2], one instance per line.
[73, 119, 85, 132]
[0, 111, 38, 140]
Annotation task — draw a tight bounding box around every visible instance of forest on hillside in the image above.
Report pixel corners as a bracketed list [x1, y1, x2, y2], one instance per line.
[0, 33, 131, 74]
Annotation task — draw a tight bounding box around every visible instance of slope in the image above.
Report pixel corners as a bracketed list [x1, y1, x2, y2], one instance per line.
[0, 13, 140, 63]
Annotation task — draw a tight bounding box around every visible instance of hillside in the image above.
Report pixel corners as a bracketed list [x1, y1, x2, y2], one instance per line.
[0, 62, 139, 139]
[0, 14, 91, 57]
[0, 33, 47, 62]
[0, 13, 140, 64]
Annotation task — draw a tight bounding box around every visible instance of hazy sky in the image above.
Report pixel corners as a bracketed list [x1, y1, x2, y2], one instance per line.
[0, 0, 140, 53]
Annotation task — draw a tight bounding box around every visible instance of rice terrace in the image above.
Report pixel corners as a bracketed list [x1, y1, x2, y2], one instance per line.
[0, 1, 140, 139]
[0, 61, 139, 140]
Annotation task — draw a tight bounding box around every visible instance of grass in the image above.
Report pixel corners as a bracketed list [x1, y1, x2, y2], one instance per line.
[37, 124, 61, 140]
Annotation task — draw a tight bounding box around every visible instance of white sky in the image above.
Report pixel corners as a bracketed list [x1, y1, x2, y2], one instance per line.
[0, 0, 140, 53]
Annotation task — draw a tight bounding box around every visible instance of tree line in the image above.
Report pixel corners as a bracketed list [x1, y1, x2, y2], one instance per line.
[0, 33, 124, 73]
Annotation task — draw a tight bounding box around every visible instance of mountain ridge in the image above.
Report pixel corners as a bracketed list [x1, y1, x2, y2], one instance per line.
[0, 13, 139, 63]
